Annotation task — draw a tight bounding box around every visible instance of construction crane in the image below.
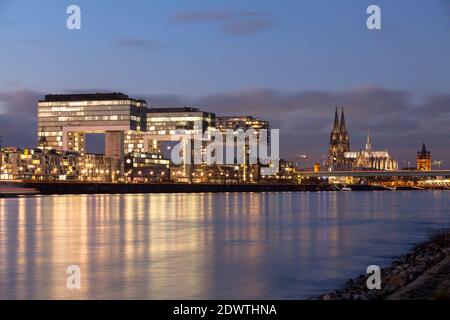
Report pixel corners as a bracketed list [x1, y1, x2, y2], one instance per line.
[432, 160, 444, 170]
[290, 154, 309, 170]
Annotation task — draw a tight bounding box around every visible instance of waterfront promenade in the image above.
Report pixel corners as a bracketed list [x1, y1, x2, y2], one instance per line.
[298, 170, 450, 178]
[0, 181, 336, 195]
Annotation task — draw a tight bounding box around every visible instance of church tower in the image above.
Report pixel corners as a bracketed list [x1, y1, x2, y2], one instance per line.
[327, 107, 351, 171]
[365, 131, 372, 152]
[417, 143, 431, 171]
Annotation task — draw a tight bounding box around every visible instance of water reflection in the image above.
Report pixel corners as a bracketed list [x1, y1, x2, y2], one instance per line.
[0, 191, 449, 299]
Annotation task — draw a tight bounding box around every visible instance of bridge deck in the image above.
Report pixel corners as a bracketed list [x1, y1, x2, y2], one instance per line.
[298, 170, 450, 178]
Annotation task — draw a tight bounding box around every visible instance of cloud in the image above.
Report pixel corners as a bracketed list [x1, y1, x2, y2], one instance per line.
[171, 9, 275, 36]
[143, 87, 450, 163]
[115, 38, 166, 51]
[172, 9, 236, 23]
[1, 87, 449, 166]
[0, 101, 6, 114]
[0, 89, 41, 148]
[221, 19, 275, 35]
[144, 94, 188, 108]
[0, 89, 40, 118]
[172, 9, 265, 23]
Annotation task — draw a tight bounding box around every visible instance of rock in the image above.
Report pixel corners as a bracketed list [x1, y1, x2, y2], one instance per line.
[316, 231, 450, 300]
[385, 285, 398, 294]
[322, 290, 341, 300]
[409, 272, 420, 282]
[346, 278, 354, 287]
[324, 295, 332, 300]
[360, 293, 370, 300]
[391, 272, 408, 287]
[342, 293, 352, 300]
[366, 291, 380, 300]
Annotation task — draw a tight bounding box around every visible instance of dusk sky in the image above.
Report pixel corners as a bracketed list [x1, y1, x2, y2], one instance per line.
[0, 0, 449, 166]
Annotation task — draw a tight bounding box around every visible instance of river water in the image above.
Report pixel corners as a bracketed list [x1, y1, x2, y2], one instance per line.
[0, 191, 449, 299]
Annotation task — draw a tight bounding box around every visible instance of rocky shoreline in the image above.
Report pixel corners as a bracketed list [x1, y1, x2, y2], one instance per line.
[318, 230, 450, 300]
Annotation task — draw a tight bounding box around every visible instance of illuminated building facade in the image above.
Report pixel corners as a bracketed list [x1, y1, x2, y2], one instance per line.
[216, 116, 271, 182]
[344, 132, 398, 171]
[37, 93, 149, 172]
[145, 107, 216, 180]
[328, 107, 351, 171]
[147, 107, 215, 136]
[124, 152, 170, 182]
[216, 116, 270, 133]
[327, 108, 398, 171]
[417, 143, 431, 171]
[0, 147, 112, 181]
[37, 93, 148, 152]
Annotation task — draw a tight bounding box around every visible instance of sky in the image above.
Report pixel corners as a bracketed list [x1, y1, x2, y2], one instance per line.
[0, 0, 449, 166]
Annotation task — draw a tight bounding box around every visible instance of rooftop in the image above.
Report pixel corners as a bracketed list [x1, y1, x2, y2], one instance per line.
[41, 93, 146, 103]
[147, 107, 206, 113]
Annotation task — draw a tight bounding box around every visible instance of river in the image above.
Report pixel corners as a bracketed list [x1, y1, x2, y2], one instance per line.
[0, 191, 449, 299]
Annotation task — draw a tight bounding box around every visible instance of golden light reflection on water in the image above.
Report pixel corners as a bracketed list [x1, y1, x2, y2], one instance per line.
[0, 192, 449, 299]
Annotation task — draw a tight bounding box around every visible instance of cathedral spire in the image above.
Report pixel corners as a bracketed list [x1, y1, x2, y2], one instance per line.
[421, 143, 427, 154]
[339, 107, 347, 133]
[365, 130, 372, 152]
[332, 106, 340, 133]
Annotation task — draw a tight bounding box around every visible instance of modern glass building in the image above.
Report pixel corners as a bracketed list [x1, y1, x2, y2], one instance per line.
[216, 116, 270, 133]
[146, 107, 215, 136]
[144, 107, 216, 180]
[215, 116, 271, 182]
[35, 93, 272, 181]
[37, 93, 148, 153]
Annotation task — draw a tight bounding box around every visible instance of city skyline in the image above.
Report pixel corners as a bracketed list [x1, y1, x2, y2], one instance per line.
[1, 1, 450, 305]
[0, 90, 447, 168]
[0, 0, 449, 165]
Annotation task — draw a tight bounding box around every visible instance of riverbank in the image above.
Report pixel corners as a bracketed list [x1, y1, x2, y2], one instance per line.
[3, 180, 447, 196]
[318, 230, 450, 300]
[0, 181, 339, 195]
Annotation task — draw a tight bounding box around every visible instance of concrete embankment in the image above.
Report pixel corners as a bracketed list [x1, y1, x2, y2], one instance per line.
[318, 230, 450, 300]
[0, 181, 338, 195]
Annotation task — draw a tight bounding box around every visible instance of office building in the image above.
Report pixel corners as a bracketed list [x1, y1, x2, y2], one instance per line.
[37, 93, 149, 172]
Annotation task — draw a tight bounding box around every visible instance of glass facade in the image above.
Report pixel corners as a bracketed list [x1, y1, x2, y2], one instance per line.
[146, 107, 215, 136]
[216, 116, 270, 133]
[37, 93, 148, 153]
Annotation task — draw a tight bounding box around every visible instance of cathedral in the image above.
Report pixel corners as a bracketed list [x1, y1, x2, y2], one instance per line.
[344, 132, 398, 171]
[327, 108, 398, 171]
[327, 107, 351, 171]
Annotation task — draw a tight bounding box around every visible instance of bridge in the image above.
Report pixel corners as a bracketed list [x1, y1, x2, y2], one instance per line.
[297, 170, 450, 178]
